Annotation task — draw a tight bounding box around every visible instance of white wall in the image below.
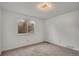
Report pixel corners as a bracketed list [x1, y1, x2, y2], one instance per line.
[0, 8, 2, 54]
[46, 10, 79, 51]
[2, 10, 45, 51]
[2, 8, 79, 51]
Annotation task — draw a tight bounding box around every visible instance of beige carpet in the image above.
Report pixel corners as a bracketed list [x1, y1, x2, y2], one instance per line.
[1, 42, 79, 56]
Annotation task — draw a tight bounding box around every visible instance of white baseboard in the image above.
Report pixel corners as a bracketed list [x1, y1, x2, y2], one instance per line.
[2, 40, 44, 52]
[47, 41, 79, 52]
[2, 40, 79, 52]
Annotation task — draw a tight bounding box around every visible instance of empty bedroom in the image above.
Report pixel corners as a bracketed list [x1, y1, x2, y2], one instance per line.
[0, 2, 79, 56]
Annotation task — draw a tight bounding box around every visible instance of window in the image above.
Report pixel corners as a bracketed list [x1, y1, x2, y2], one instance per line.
[18, 20, 35, 34]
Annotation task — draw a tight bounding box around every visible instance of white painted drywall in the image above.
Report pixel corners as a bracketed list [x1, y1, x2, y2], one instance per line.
[45, 10, 79, 51]
[0, 8, 2, 54]
[2, 9, 45, 51]
[2, 8, 79, 52]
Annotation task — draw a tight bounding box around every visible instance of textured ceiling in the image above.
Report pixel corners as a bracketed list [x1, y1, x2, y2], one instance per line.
[0, 2, 79, 19]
